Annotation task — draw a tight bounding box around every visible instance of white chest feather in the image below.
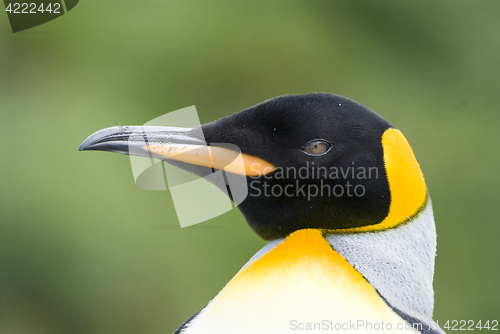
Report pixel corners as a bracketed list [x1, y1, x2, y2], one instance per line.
[181, 229, 418, 334]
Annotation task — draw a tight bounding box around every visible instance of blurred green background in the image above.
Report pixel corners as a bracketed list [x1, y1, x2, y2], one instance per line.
[1, 1, 499, 333]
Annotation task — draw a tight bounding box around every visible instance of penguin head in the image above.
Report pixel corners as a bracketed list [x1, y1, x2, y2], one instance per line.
[80, 93, 427, 240]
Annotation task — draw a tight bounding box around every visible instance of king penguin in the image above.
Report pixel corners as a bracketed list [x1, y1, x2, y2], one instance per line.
[80, 93, 445, 334]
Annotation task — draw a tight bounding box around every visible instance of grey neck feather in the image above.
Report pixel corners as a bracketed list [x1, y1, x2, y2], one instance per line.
[325, 198, 443, 332]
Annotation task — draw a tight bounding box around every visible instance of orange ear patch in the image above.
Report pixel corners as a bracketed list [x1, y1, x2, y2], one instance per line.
[332, 128, 427, 233]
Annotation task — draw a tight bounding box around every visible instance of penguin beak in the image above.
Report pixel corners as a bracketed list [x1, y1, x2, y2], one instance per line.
[79, 126, 274, 176]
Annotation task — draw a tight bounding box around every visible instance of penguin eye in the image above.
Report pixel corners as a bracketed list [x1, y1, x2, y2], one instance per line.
[302, 140, 332, 156]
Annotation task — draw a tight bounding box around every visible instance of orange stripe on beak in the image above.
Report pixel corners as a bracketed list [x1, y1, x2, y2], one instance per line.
[144, 144, 275, 176]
